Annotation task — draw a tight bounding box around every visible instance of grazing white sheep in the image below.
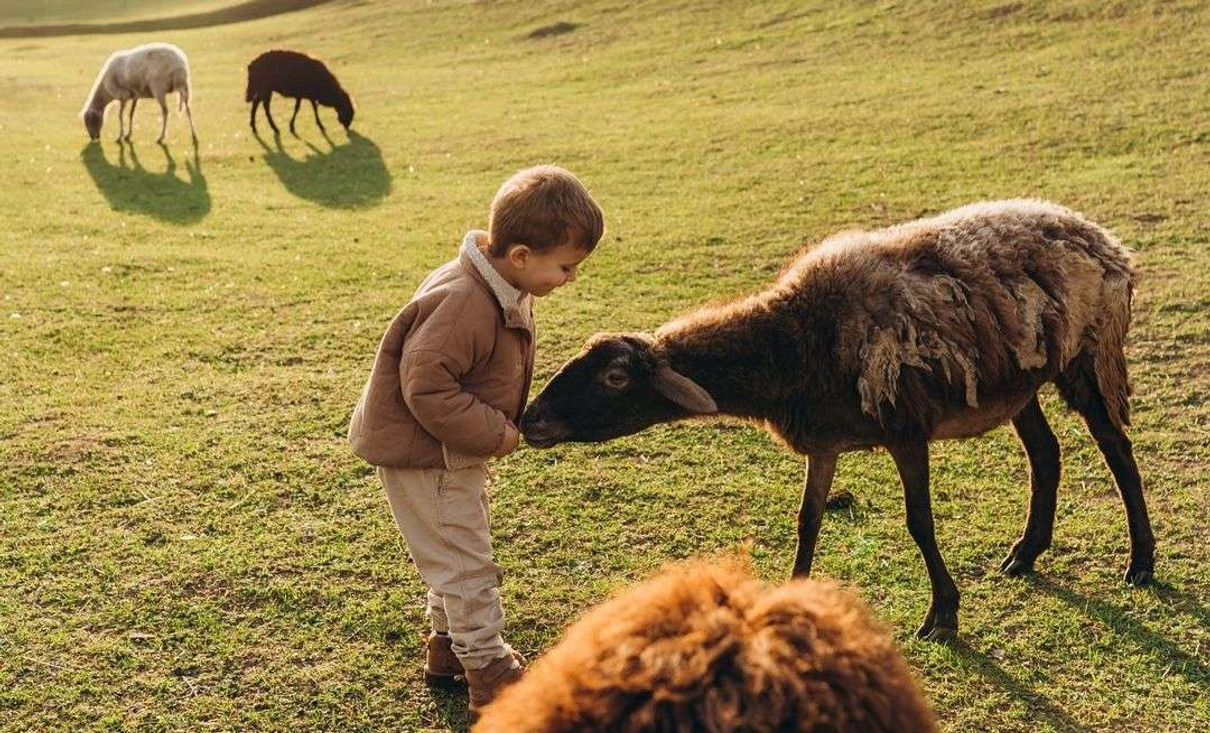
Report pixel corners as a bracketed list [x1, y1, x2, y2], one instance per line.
[80, 42, 198, 144]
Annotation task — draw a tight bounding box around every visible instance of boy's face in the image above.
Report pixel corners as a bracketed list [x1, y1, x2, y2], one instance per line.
[507, 242, 592, 297]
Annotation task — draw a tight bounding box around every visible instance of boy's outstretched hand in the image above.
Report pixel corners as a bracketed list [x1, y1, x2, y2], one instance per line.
[494, 422, 521, 456]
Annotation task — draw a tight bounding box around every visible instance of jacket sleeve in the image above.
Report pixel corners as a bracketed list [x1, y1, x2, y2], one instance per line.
[399, 296, 508, 456]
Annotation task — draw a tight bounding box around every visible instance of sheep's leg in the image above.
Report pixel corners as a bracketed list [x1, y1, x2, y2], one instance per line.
[311, 100, 327, 134]
[290, 98, 301, 135]
[790, 453, 837, 577]
[263, 94, 280, 135]
[1073, 392, 1155, 586]
[889, 440, 959, 642]
[183, 96, 198, 145]
[115, 99, 126, 143]
[250, 98, 260, 133]
[156, 93, 169, 144]
[126, 98, 137, 141]
[1000, 395, 1060, 576]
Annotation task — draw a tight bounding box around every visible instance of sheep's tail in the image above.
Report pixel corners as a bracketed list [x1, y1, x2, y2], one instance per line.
[1093, 276, 1134, 429]
[178, 70, 190, 112]
[1059, 273, 1134, 430]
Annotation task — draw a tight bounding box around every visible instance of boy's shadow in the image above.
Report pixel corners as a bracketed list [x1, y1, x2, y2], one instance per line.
[255, 129, 391, 209]
[427, 683, 474, 732]
[80, 141, 209, 225]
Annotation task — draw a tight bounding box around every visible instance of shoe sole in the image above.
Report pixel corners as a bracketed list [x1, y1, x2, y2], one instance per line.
[424, 670, 465, 688]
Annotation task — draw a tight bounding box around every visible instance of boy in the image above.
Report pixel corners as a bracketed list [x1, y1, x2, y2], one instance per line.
[348, 165, 604, 711]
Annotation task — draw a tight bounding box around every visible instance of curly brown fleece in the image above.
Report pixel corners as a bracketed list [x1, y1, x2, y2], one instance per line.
[473, 560, 937, 733]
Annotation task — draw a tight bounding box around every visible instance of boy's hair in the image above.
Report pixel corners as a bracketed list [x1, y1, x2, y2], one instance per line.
[488, 165, 604, 257]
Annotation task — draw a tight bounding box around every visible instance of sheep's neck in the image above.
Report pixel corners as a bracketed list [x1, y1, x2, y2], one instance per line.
[658, 305, 800, 422]
[88, 87, 113, 114]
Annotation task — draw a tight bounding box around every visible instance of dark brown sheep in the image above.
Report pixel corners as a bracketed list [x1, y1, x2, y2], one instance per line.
[473, 558, 939, 733]
[520, 200, 1156, 641]
[245, 49, 354, 135]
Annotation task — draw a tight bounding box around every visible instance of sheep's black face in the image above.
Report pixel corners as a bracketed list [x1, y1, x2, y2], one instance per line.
[521, 334, 717, 448]
[337, 94, 355, 129]
[83, 110, 102, 141]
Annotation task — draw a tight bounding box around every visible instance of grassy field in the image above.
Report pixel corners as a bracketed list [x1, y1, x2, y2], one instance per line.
[1, 0, 1208, 730]
[0, 1, 237, 26]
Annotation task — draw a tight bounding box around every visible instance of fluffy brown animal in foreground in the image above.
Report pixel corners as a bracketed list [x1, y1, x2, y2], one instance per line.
[473, 560, 938, 732]
[522, 200, 1155, 641]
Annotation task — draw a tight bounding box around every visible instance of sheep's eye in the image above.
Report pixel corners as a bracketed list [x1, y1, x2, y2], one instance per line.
[603, 371, 630, 390]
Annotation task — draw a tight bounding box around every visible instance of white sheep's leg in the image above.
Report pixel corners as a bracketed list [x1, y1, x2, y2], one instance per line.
[115, 99, 126, 143]
[184, 96, 198, 145]
[791, 453, 838, 577]
[156, 93, 169, 144]
[125, 98, 137, 142]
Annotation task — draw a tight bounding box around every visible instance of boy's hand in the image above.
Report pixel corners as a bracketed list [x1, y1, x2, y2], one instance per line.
[494, 422, 521, 456]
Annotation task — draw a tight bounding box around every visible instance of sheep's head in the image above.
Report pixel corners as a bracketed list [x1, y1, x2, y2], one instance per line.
[83, 109, 103, 141]
[521, 333, 717, 448]
[337, 92, 355, 129]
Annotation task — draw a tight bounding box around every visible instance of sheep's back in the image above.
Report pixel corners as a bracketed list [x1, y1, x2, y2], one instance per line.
[784, 200, 1133, 422]
[103, 43, 189, 96]
[247, 50, 339, 98]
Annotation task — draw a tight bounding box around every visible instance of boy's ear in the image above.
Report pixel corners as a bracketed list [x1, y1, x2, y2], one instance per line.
[506, 244, 532, 269]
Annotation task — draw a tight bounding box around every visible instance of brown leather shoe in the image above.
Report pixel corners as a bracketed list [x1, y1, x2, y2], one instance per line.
[423, 632, 464, 686]
[466, 650, 525, 713]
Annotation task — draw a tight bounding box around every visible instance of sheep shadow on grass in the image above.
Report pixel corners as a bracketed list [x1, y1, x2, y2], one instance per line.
[255, 129, 391, 209]
[1027, 575, 1210, 689]
[948, 639, 1093, 733]
[80, 141, 209, 225]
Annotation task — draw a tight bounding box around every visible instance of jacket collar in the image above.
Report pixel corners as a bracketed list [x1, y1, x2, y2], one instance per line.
[459, 231, 534, 333]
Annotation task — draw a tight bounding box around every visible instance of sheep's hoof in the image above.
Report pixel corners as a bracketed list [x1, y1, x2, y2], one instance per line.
[999, 556, 1033, 576]
[922, 625, 957, 644]
[998, 538, 1046, 576]
[1124, 565, 1153, 586]
[915, 610, 958, 643]
[998, 548, 1038, 576]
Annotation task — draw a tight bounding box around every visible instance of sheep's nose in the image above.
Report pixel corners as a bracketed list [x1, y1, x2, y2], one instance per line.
[519, 408, 544, 433]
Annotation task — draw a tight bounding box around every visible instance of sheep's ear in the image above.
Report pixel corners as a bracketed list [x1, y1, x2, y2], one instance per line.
[652, 366, 718, 414]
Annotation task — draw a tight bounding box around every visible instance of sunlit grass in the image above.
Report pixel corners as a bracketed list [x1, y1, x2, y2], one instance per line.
[1, 1, 1207, 730]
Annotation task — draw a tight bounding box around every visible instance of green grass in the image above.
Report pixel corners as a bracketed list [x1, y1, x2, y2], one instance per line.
[0, 1, 236, 26]
[1, 0, 1208, 730]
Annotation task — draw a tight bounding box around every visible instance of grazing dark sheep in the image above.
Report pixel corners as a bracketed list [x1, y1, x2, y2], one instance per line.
[245, 49, 354, 135]
[521, 200, 1155, 641]
[473, 559, 938, 733]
